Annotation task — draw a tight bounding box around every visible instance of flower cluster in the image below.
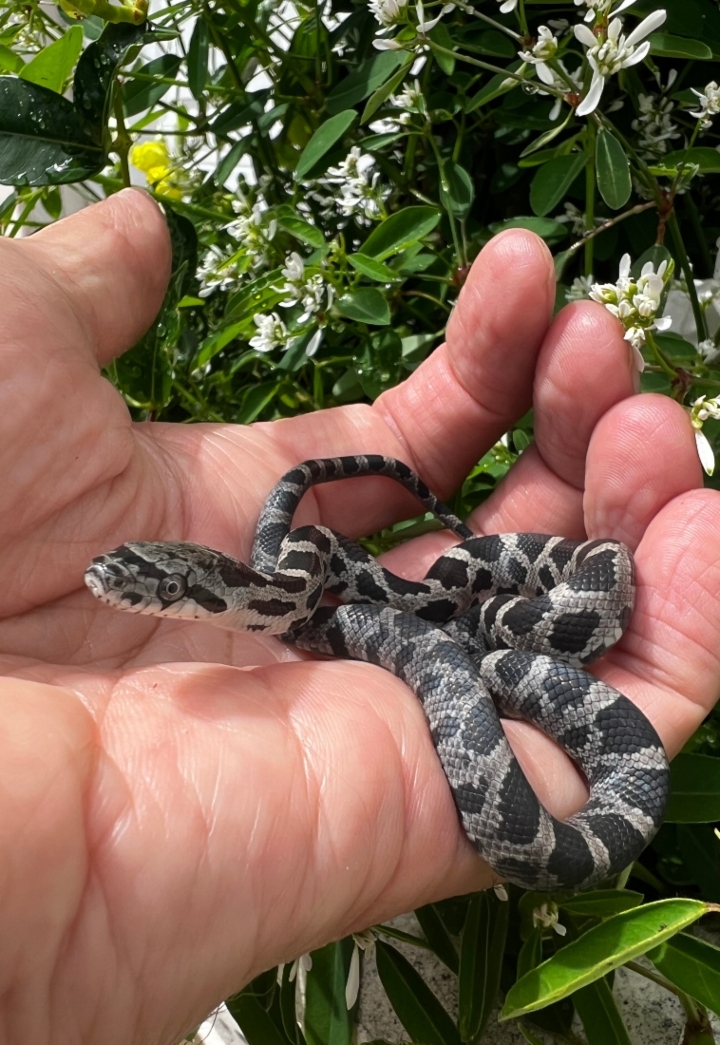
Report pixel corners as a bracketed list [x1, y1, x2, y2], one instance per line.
[533, 902, 567, 937]
[574, 10, 666, 117]
[249, 312, 290, 353]
[631, 70, 681, 159]
[318, 146, 390, 223]
[226, 198, 277, 270]
[130, 139, 186, 199]
[690, 81, 720, 130]
[589, 253, 673, 369]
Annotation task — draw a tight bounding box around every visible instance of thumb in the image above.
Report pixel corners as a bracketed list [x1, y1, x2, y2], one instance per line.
[24, 188, 171, 365]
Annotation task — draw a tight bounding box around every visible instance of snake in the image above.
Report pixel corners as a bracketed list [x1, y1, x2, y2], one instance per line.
[84, 454, 669, 892]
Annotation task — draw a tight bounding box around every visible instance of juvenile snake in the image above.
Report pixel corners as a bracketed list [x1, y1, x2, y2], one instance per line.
[84, 455, 669, 891]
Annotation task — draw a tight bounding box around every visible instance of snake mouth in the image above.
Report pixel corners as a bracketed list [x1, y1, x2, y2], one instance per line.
[84, 558, 145, 609]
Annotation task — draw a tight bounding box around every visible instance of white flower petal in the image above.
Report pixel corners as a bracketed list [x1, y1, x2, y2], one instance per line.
[576, 71, 605, 116]
[654, 315, 673, 331]
[622, 40, 651, 66]
[373, 37, 406, 48]
[345, 946, 360, 1009]
[574, 22, 596, 47]
[499, 0, 517, 11]
[536, 61, 556, 85]
[695, 429, 715, 475]
[625, 8, 666, 46]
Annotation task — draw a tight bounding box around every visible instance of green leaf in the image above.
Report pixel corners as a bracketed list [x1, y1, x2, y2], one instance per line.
[275, 205, 327, 249]
[650, 932, 720, 1017]
[348, 253, 399, 282]
[0, 43, 23, 74]
[304, 940, 354, 1045]
[415, 904, 459, 974]
[429, 22, 455, 75]
[520, 108, 574, 159]
[122, 54, 182, 117]
[530, 153, 587, 217]
[19, 26, 83, 93]
[361, 131, 403, 151]
[459, 892, 509, 1041]
[649, 32, 713, 59]
[296, 109, 358, 179]
[501, 899, 710, 1019]
[440, 160, 474, 219]
[489, 216, 566, 239]
[216, 140, 248, 186]
[595, 130, 631, 210]
[225, 269, 283, 321]
[375, 940, 462, 1045]
[229, 994, 288, 1045]
[326, 51, 406, 114]
[466, 64, 521, 113]
[559, 890, 644, 918]
[573, 978, 633, 1045]
[0, 75, 103, 186]
[654, 146, 720, 174]
[665, 753, 720, 822]
[336, 287, 390, 325]
[73, 21, 146, 132]
[187, 17, 209, 101]
[238, 380, 279, 423]
[361, 206, 440, 260]
[361, 57, 412, 123]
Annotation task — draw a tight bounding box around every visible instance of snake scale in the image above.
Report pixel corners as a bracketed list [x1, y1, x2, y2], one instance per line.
[84, 455, 669, 892]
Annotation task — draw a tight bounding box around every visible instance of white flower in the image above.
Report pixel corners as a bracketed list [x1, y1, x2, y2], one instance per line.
[574, 10, 666, 117]
[493, 883, 509, 901]
[690, 81, 720, 130]
[533, 903, 567, 937]
[393, 78, 424, 111]
[565, 274, 595, 301]
[369, 0, 407, 26]
[662, 236, 720, 347]
[574, 0, 638, 23]
[555, 201, 589, 236]
[589, 253, 674, 369]
[519, 26, 558, 65]
[196, 245, 239, 297]
[632, 88, 681, 159]
[415, 0, 454, 32]
[249, 312, 289, 353]
[699, 338, 720, 364]
[534, 59, 582, 119]
[691, 396, 720, 475]
[280, 250, 305, 285]
[323, 147, 390, 222]
[225, 198, 277, 271]
[498, 0, 517, 12]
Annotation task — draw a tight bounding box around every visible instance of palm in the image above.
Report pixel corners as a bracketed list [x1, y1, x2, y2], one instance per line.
[1, 191, 718, 1045]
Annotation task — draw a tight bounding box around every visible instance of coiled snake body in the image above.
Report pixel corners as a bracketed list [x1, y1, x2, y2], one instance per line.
[84, 455, 669, 891]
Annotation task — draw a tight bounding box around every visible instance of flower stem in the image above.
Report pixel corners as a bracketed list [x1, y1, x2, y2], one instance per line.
[667, 209, 709, 343]
[645, 330, 677, 380]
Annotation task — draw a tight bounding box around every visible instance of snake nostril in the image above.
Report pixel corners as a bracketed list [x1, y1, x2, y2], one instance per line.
[84, 559, 131, 596]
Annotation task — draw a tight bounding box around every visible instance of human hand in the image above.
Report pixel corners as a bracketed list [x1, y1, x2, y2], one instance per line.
[1, 189, 718, 1045]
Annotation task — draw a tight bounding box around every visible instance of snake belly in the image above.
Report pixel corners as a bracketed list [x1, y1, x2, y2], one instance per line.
[84, 454, 670, 892]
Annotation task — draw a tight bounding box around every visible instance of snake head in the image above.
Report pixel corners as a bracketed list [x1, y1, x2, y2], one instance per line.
[84, 541, 244, 620]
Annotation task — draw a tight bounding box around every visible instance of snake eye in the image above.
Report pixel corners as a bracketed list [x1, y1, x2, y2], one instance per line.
[158, 573, 187, 602]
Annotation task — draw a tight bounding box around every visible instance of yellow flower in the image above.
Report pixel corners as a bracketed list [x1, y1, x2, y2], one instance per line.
[130, 141, 184, 198]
